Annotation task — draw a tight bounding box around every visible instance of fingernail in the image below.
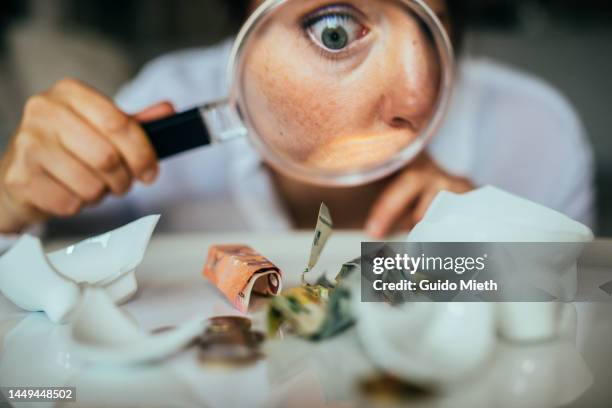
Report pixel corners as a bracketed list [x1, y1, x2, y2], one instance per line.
[141, 168, 157, 184]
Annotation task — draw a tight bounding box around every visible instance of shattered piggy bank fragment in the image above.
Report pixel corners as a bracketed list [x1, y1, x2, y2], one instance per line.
[0, 235, 79, 323]
[0, 215, 160, 323]
[409, 186, 593, 242]
[408, 186, 593, 342]
[69, 287, 205, 365]
[353, 187, 593, 385]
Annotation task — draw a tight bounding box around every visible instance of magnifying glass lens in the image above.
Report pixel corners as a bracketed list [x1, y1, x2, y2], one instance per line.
[235, 0, 453, 186]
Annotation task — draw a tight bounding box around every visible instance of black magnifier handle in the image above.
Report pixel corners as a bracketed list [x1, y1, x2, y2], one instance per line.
[141, 107, 211, 159]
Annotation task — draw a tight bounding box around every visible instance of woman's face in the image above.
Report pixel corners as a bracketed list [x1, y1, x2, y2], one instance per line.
[241, 0, 445, 173]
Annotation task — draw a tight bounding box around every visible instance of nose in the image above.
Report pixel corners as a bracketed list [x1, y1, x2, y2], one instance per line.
[379, 28, 439, 131]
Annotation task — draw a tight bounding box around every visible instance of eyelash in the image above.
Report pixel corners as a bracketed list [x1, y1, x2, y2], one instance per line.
[302, 6, 359, 28]
[301, 5, 368, 60]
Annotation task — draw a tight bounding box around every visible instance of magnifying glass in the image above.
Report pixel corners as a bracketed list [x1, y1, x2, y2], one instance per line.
[142, 0, 454, 187]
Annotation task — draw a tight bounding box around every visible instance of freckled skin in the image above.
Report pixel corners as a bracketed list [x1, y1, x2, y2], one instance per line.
[242, 0, 440, 170]
[242, 0, 451, 229]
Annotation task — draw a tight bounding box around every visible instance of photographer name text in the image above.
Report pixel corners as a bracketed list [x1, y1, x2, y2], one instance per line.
[373, 278, 498, 292]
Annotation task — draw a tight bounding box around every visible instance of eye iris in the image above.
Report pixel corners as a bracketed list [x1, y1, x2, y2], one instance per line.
[321, 26, 349, 50]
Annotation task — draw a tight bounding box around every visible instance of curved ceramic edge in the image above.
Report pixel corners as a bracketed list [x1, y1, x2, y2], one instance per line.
[407, 186, 594, 343]
[70, 318, 205, 365]
[413, 186, 594, 242]
[70, 287, 145, 346]
[69, 287, 205, 365]
[353, 297, 496, 385]
[104, 270, 138, 305]
[0, 235, 80, 323]
[47, 214, 161, 304]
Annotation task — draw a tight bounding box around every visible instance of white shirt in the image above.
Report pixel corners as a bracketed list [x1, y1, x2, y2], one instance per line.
[0, 38, 595, 247]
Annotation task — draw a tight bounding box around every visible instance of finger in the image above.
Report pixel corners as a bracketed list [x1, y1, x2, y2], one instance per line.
[0, 187, 46, 230]
[376, 189, 434, 236]
[412, 188, 439, 226]
[366, 170, 426, 238]
[22, 173, 82, 217]
[36, 144, 106, 204]
[50, 78, 158, 183]
[133, 101, 175, 122]
[37, 100, 133, 195]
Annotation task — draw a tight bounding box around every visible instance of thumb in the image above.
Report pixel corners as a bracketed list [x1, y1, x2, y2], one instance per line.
[134, 101, 175, 122]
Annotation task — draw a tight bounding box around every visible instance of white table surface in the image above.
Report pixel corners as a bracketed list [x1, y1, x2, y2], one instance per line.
[0, 232, 611, 408]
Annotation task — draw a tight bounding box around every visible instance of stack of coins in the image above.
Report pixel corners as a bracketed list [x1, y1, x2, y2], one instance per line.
[198, 316, 265, 366]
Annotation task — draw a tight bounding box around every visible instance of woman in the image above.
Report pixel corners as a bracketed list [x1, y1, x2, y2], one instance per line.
[0, 0, 594, 246]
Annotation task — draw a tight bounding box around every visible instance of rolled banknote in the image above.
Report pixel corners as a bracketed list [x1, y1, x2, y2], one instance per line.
[203, 245, 282, 313]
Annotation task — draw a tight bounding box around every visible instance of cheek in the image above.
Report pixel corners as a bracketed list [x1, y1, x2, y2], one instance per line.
[243, 38, 380, 162]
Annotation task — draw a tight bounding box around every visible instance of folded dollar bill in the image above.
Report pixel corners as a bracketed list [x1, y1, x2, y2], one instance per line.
[268, 261, 358, 340]
[267, 204, 357, 341]
[268, 284, 329, 338]
[203, 245, 282, 313]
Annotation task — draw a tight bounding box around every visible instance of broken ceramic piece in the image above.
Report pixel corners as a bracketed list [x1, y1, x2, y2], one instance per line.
[354, 299, 496, 385]
[0, 235, 80, 323]
[0, 215, 160, 323]
[69, 287, 205, 365]
[409, 186, 593, 242]
[48, 215, 160, 304]
[353, 187, 593, 385]
[407, 186, 593, 342]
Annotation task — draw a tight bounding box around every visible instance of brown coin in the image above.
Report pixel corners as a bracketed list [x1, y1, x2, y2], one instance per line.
[359, 374, 429, 402]
[207, 316, 252, 333]
[247, 331, 265, 345]
[201, 329, 252, 346]
[198, 343, 262, 366]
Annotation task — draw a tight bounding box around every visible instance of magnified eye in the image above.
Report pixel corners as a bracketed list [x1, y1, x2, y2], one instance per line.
[304, 11, 369, 53]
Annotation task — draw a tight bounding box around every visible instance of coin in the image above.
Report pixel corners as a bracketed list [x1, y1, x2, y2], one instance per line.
[248, 330, 265, 345]
[198, 342, 262, 366]
[207, 316, 252, 333]
[196, 316, 266, 366]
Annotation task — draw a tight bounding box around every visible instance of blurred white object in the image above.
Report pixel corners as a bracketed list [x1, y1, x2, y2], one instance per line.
[0, 314, 83, 389]
[354, 187, 593, 386]
[48, 214, 160, 304]
[0, 215, 159, 323]
[354, 300, 496, 386]
[69, 287, 205, 365]
[409, 186, 593, 242]
[497, 302, 577, 344]
[0, 235, 80, 323]
[408, 186, 593, 343]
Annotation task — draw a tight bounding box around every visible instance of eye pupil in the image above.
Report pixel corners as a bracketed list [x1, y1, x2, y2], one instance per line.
[322, 26, 349, 50]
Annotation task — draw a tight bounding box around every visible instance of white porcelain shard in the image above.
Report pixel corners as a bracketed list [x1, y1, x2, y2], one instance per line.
[0, 215, 160, 323]
[0, 235, 80, 323]
[69, 287, 206, 365]
[354, 300, 496, 386]
[409, 186, 593, 242]
[354, 187, 594, 385]
[407, 186, 594, 342]
[48, 214, 161, 303]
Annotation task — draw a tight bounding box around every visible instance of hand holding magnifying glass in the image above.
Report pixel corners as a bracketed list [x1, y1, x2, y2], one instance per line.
[0, 0, 459, 234]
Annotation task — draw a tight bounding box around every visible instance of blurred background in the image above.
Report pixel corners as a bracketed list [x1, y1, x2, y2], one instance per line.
[0, 0, 611, 234]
